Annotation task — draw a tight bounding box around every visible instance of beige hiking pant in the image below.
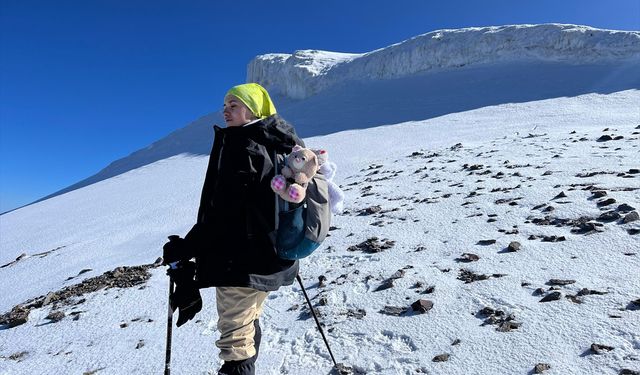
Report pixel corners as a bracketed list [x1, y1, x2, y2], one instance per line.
[215, 286, 269, 361]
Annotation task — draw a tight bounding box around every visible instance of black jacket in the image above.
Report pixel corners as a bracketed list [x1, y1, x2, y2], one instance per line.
[185, 114, 304, 291]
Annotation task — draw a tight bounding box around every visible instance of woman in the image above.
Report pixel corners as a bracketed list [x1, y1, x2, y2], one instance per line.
[163, 83, 303, 375]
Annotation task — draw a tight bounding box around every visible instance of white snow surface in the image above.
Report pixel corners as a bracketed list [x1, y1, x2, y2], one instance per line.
[1, 89, 639, 374]
[249, 24, 640, 99]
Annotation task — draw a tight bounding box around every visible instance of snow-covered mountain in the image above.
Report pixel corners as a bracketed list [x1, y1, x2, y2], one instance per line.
[33, 24, 640, 206]
[249, 24, 640, 99]
[1, 24, 639, 374]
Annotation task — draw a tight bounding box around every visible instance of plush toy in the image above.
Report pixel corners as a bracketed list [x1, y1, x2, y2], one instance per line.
[315, 152, 345, 214]
[271, 145, 319, 203]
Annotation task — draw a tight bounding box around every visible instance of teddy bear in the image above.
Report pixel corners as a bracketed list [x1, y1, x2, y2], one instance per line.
[271, 145, 320, 203]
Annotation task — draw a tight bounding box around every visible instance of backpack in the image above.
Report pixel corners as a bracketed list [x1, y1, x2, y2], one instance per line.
[272, 152, 331, 260]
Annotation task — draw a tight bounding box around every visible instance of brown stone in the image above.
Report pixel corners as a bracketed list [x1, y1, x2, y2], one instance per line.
[411, 299, 434, 313]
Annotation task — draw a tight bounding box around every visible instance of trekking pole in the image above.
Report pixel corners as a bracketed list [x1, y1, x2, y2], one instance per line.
[296, 274, 339, 369]
[164, 235, 180, 375]
[164, 274, 174, 375]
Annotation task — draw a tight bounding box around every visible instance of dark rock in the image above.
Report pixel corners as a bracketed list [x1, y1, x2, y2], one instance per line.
[618, 204, 636, 213]
[135, 340, 145, 349]
[597, 210, 621, 222]
[46, 311, 65, 322]
[542, 171, 553, 176]
[533, 203, 547, 210]
[570, 221, 603, 234]
[534, 363, 551, 373]
[358, 206, 382, 216]
[590, 343, 614, 354]
[507, 242, 521, 252]
[318, 275, 327, 288]
[597, 135, 613, 142]
[422, 285, 436, 294]
[591, 190, 608, 198]
[628, 228, 640, 235]
[374, 279, 395, 292]
[547, 279, 576, 286]
[347, 237, 395, 253]
[345, 309, 366, 320]
[451, 339, 461, 346]
[566, 295, 583, 304]
[629, 169, 640, 174]
[553, 191, 567, 199]
[455, 253, 480, 262]
[533, 288, 546, 296]
[541, 235, 566, 242]
[620, 369, 640, 375]
[0, 305, 29, 328]
[379, 305, 408, 316]
[623, 211, 639, 223]
[477, 239, 496, 246]
[539, 292, 562, 302]
[597, 198, 617, 207]
[496, 320, 521, 332]
[457, 269, 490, 283]
[8, 351, 28, 361]
[543, 206, 555, 213]
[411, 299, 434, 313]
[627, 299, 640, 311]
[432, 354, 449, 362]
[577, 288, 607, 296]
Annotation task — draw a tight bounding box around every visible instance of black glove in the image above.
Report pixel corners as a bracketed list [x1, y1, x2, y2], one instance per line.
[162, 235, 195, 265]
[167, 260, 202, 327]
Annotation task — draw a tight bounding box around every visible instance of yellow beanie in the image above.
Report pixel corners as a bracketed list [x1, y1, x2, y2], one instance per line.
[226, 83, 277, 119]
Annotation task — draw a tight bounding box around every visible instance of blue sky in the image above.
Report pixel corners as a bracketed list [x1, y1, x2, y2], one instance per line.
[1, 0, 638, 213]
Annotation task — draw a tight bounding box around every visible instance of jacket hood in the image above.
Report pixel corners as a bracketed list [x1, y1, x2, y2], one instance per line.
[216, 114, 303, 152]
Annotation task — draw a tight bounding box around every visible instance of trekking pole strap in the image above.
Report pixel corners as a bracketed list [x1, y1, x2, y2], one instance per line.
[296, 274, 339, 368]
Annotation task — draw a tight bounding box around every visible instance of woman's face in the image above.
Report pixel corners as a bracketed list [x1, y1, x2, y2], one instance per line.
[223, 95, 256, 127]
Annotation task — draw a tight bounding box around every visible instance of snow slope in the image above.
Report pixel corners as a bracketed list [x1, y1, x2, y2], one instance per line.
[1, 89, 639, 375]
[25, 24, 640, 207]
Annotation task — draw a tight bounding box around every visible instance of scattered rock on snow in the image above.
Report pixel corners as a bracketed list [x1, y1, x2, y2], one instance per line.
[597, 210, 621, 222]
[507, 241, 521, 252]
[432, 354, 450, 362]
[455, 253, 480, 262]
[539, 292, 562, 302]
[627, 299, 640, 311]
[379, 305, 409, 316]
[411, 299, 434, 313]
[477, 239, 496, 246]
[547, 279, 576, 286]
[534, 363, 551, 373]
[357, 206, 382, 216]
[135, 340, 145, 349]
[623, 211, 639, 223]
[46, 310, 65, 322]
[7, 351, 28, 361]
[347, 237, 395, 253]
[597, 198, 617, 207]
[619, 369, 640, 375]
[618, 204, 636, 213]
[552, 191, 567, 199]
[590, 343, 614, 354]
